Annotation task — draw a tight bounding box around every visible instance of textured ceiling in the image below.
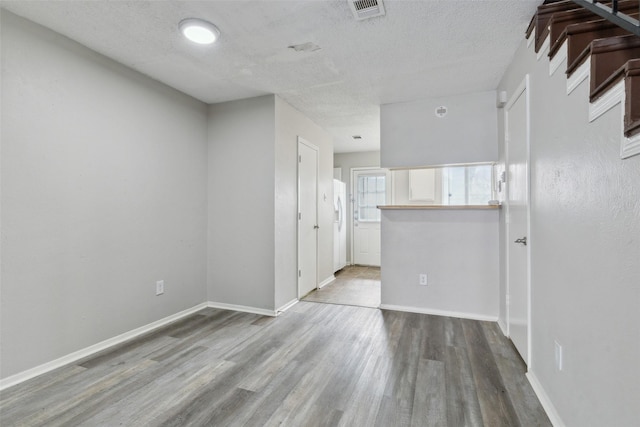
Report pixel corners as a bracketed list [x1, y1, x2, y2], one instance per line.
[1, 0, 539, 153]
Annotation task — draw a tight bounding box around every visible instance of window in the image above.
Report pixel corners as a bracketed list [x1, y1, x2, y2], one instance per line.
[442, 164, 493, 205]
[357, 174, 385, 221]
[391, 163, 495, 206]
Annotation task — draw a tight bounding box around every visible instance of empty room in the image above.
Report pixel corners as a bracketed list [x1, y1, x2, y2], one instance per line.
[1, 1, 638, 426]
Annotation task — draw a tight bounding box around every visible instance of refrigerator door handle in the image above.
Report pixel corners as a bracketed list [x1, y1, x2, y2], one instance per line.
[337, 196, 343, 231]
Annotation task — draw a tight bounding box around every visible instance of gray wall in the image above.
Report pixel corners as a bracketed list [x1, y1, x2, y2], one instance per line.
[333, 151, 380, 264]
[275, 97, 334, 309]
[207, 96, 276, 311]
[498, 38, 640, 425]
[380, 91, 498, 168]
[207, 96, 334, 312]
[379, 90, 500, 319]
[1, 12, 208, 378]
[381, 210, 499, 319]
[0, 12, 337, 382]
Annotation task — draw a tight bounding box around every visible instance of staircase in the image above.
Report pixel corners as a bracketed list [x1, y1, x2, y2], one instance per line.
[528, 0, 640, 158]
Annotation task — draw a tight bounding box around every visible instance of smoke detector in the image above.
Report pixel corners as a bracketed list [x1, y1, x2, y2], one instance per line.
[348, 0, 386, 21]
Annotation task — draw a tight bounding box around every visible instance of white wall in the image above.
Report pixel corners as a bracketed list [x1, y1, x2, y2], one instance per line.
[1, 12, 209, 379]
[333, 151, 380, 264]
[381, 210, 499, 320]
[207, 96, 276, 311]
[380, 91, 498, 168]
[498, 38, 640, 425]
[274, 97, 334, 309]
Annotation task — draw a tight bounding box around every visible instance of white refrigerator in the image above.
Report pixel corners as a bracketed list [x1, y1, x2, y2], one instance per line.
[333, 179, 347, 272]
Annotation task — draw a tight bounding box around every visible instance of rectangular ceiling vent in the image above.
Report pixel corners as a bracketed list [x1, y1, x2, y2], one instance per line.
[348, 0, 386, 21]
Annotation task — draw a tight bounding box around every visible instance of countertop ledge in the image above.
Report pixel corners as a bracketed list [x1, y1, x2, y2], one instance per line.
[377, 205, 501, 210]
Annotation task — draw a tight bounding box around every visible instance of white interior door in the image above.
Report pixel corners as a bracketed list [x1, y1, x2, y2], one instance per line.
[298, 138, 318, 297]
[352, 169, 387, 266]
[506, 76, 530, 365]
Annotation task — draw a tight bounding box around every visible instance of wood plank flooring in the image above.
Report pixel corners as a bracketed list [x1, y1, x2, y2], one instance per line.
[0, 302, 550, 426]
[303, 266, 381, 308]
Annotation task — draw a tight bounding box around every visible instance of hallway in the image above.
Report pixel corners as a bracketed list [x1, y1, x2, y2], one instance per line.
[302, 266, 380, 308]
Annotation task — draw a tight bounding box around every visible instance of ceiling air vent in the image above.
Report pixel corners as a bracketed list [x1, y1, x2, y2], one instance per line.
[348, 0, 386, 21]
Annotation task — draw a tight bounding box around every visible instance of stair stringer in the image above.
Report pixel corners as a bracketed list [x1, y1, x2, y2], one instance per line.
[531, 31, 640, 159]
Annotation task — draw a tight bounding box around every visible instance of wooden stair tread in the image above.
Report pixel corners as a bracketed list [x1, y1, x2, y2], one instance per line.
[528, 1, 640, 139]
[590, 35, 640, 102]
[530, 0, 568, 38]
[565, 16, 637, 74]
[623, 59, 640, 136]
[535, 0, 582, 52]
[527, 15, 536, 39]
[549, 1, 639, 58]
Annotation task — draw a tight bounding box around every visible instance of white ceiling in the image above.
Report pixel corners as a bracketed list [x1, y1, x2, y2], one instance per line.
[1, 0, 539, 153]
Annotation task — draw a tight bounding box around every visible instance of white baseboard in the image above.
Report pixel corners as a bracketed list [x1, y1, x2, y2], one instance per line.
[549, 40, 567, 76]
[379, 304, 498, 322]
[497, 318, 509, 336]
[536, 35, 550, 61]
[276, 298, 299, 315]
[589, 79, 623, 122]
[526, 371, 566, 427]
[567, 57, 590, 95]
[207, 301, 276, 317]
[318, 275, 336, 289]
[0, 302, 209, 391]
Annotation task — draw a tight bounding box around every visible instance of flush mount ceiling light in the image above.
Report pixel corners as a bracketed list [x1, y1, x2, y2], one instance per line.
[179, 18, 220, 45]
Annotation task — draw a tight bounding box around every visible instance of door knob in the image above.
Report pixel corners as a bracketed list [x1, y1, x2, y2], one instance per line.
[514, 237, 527, 246]
[314, 225, 319, 229]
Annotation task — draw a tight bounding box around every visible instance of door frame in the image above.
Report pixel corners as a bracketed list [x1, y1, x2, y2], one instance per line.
[297, 137, 319, 298]
[504, 75, 532, 367]
[349, 167, 391, 266]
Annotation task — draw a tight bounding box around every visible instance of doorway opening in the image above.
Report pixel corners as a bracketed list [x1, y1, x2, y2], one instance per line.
[303, 167, 388, 309]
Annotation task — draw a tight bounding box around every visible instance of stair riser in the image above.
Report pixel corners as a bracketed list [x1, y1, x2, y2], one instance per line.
[625, 72, 640, 136]
[591, 46, 640, 101]
[550, 2, 639, 48]
[567, 25, 635, 73]
[535, 1, 582, 52]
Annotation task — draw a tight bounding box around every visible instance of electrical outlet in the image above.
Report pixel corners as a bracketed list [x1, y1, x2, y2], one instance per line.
[156, 280, 164, 296]
[419, 274, 428, 286]
[554, 340, 563, 372]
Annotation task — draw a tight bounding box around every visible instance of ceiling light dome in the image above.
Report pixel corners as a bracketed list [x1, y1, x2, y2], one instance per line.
[179, 18, 220, 45]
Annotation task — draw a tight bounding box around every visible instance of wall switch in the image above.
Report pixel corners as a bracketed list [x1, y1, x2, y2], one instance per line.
[419, 274, 428, 286]
[156, 280, 164, 296]
[554, 340, 563, 372]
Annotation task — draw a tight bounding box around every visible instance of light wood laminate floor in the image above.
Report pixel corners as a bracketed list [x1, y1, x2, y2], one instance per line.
[0, 302, 550, 426]
[303, 266, 381, 308]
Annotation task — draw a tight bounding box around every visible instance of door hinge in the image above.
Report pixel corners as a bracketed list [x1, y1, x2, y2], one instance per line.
[298, 212, 301, 220]
[298, 270, 302, 277]
[299, 155, 302, 163]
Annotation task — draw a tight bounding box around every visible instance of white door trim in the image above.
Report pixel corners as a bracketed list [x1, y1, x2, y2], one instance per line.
[297, 137, 319, 298]
[505, 74, 532, 368]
